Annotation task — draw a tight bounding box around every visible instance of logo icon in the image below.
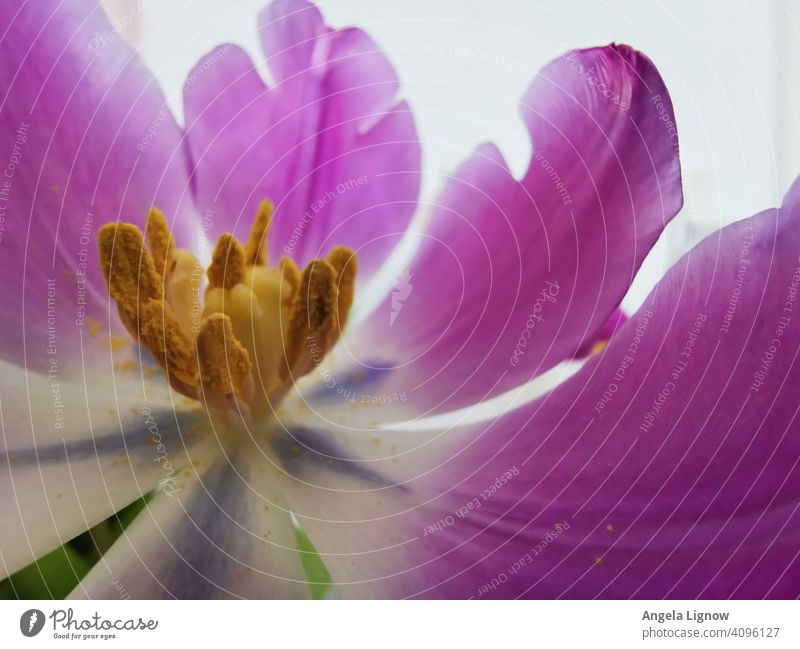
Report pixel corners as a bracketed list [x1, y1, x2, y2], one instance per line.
[20, 609, 45, 637]
[390, 268, 413, 326]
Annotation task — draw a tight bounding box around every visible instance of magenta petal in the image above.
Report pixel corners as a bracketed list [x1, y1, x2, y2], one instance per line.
[259, 0, 326, 81]
[183, 0, 420, 277]
[352, 45, 683, 413]
[286, 187, 800, 598]
[417, 194, 800, 598]
[0, 0, 195, 370]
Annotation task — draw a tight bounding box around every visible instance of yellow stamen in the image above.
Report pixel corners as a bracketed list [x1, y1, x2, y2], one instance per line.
[196, 313, 252, 396]
[295, 259, 338, 333]
[207, 233, 246, 290]
[166, 249, 204, 337]
[144, 207, 175, 278]
[97, 223, 163, 321]
[327, 246, 357, 330]
[244, 199, 273, 266]
[282, 259, 338, 379]
[138, 299, 197, 389]
[97, 199, 358, 419]
[279, 256, 300, 310]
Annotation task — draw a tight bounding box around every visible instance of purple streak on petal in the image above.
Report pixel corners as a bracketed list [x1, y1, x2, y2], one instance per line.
[72, 444, 308, 599]
[299, 359, 394, 405]
[183, 0, 420, 277]
[352, 44, 683, 413]
[0, 365, 204, 579]
[2, 407, 198, 466]
[273, 425, 399, 488]
[0, 0, 195, 370]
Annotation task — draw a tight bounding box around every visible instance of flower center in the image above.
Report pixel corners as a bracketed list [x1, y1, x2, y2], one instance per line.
[97, 201, 357, 419]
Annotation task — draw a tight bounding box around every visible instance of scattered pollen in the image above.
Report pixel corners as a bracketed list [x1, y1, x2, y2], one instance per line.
[87, 317, 101, 337]
[109, 335, 130, 352]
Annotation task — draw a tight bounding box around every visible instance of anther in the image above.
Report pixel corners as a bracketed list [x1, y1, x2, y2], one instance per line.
[97, 223, 163, 322]
[138, 299, 198, 391]
[144, 207, 175, 278]
[196, 313, 253, 397]
[326, 246, 357, 331]
[208, 233, 246, 290]
[244, 199, 273, 266]
[279, 256, 300, 309]
[97, 200, 358, 417]
[282, 259, 338, 379]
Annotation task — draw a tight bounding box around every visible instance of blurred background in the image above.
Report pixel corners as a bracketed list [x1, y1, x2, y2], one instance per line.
[102, 0, 800, 311]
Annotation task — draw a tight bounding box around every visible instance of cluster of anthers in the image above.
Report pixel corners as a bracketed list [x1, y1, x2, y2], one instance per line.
[97, 200, 357, 419]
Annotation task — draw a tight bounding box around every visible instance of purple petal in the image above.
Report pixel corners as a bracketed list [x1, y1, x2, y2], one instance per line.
[183, 0, 420, 277]
[351, 44, 683, 413]
[0, 0, 195, 370]
[429, 198, 800, 598]
[259, 0, 326, 81]
[284, 186, 800, 598]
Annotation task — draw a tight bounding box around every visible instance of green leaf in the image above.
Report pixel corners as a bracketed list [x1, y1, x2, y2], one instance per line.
[0, 494, 152, 600]
[293, 522, 332, 600]
[0, 544, 92, 599]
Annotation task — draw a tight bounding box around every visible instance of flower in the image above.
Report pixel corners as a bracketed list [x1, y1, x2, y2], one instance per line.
[1, 0, 798, 600]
